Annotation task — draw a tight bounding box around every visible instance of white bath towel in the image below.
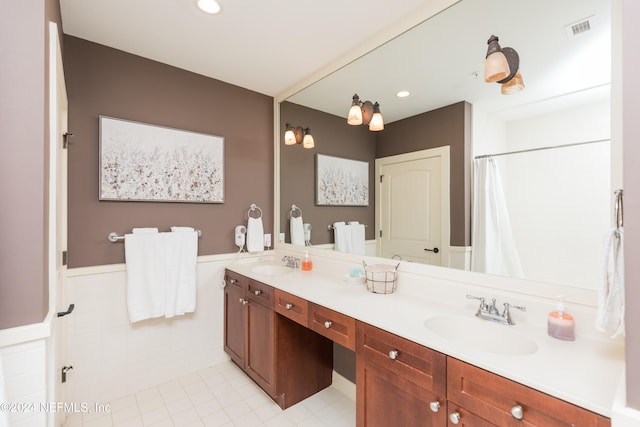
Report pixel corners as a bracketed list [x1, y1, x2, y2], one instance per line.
[164, 229, 198, 318]
[132, 227, 159, 234]
[290, 216, 305, 246]
[333, 222, 351, 253]
[246, 216, 264, 253]
[349, 221, 366, 255]
[596, 228, 625, 338]
[125, 231, 166, 323]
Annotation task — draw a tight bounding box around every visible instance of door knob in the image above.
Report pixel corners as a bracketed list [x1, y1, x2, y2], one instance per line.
[424, 247, 439, 253]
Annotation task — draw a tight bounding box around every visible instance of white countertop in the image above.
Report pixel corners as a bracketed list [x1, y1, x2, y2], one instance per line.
[226, 250, 625, 417]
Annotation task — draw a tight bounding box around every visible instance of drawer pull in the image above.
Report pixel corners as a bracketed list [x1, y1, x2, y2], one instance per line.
[324, 321, 332, 329]
[254, 289, 262, 296]
[230, 279, 238, 284]
[388, 350, 399, 360]
[429, 401, 440, 413]
[449, 412, 461, 424]
[239, 298, 248, 306]
[285, 303, 293, 310]
[511, 405, 524, 420]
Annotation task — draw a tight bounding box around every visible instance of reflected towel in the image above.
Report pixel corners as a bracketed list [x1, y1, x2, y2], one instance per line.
[349, 221, 366, 255]
[290, 216, 305, 246]
[132, 227, 159, 234]
[247, 216, 264, 253]
[125, 231, 166, 323]
[596, 228, 625, 338]
[164, 230, 198, 318]
[333, 222, 351, 253]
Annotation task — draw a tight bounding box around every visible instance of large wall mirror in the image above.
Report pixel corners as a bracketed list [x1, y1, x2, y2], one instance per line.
[277, 0, 614, 294]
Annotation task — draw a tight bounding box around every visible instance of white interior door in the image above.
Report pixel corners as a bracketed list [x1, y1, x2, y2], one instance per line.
[376, 147, 450, 265]
[49, 22, 69, 427]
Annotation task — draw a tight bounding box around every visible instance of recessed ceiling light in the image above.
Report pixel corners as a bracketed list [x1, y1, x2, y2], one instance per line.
[196, 0, 221, 14]
[396, 90, 410, 98]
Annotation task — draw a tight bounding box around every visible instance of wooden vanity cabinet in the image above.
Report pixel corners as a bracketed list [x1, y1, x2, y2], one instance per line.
[223, 272, 333, 409]
[447, 357, 611, 427]
[356, 321, 448, 427]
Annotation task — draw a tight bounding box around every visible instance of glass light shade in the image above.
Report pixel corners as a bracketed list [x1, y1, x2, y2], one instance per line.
[196, 0, 221, 14]
[501, 72, 525, 95]
[284, 129, 296, 145]
[347, 104, 363, 125]
[302, 133, 315, 149]
[484, 51, 510, 82]
[369, 112, 384, 131]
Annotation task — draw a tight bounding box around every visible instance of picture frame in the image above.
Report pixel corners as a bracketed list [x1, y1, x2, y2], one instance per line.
[99, 116, 224, 203]
[315, 154, 369, 206]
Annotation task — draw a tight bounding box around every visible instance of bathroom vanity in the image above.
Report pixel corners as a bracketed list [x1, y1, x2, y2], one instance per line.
[224, 253, 621, 426]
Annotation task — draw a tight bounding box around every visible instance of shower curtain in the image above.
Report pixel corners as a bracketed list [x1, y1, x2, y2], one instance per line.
[471, 157, 525, 278]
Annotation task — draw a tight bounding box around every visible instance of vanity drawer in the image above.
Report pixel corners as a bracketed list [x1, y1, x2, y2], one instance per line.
[447, 357, 611, 427]
[246, 279, 274, 309]
[309, 303, 356, 350]
[356, 321, 446, 396]
[274, 289, 308, 326]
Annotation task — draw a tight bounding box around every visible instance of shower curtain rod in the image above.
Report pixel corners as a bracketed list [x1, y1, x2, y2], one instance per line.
[474, 138, 610, 160]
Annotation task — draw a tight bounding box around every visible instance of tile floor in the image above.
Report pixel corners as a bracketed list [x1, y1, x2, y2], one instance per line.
[63, 360, 355, 427]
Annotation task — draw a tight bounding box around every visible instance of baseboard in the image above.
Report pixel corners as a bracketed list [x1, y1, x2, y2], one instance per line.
[332, 370, 356, 401]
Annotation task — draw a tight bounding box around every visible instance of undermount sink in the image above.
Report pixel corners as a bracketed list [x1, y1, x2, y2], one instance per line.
[424, 314, 538, 356]
[250, 263, 293, 275]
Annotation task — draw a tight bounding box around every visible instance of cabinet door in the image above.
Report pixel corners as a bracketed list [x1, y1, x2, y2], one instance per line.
[357, 322, 447, 427]
[447, 357, 611, 427]
[223, 272, 245, 367]
[246, 298, 275, 396]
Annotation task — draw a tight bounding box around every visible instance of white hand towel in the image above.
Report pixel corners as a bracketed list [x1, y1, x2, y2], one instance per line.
[133, 227, 159, 234]
[333, 222, 352, 253]
[596, 228, 625, 338]
[247, 216, 264, 253]
[349, 221, 366, 255]
[164, 230, 198, 318]
[125, 232, 166, 323]
[290, 216, 305, 246]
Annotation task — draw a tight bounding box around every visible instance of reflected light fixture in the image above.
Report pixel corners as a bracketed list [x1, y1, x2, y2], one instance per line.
[196, 0, 221, 14]
[483, 35, 524, 95]
[347, 94, 384, 131]
[284, 123, 314, 149]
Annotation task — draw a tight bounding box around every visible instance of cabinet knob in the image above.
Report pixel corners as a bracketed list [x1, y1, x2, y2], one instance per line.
[239, 298, 248, 305]
[230, 279, 238, 284]
[429, 401, 440, 413]
[449, 412, 461, 424]
[285, 303, 293, 310]
[388, 350, 399, 360]
[254, 289, 262, 296]
[324, 321, 332, 328]
[511, 405, 524, 420]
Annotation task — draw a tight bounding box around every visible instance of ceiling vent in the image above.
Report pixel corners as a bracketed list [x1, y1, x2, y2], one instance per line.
[565, 16, 594, 38]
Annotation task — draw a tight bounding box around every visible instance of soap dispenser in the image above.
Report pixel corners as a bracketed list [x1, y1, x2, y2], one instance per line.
[547, 295, 575, 341]
[301, 251, 313, 271]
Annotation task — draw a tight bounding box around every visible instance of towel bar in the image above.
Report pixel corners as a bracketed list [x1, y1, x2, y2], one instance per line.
[108, 229, 202, 242]
[327, 223, 367, 230]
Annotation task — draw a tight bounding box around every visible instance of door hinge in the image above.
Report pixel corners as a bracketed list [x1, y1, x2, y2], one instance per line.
[63, 132, 73, 149]
[62, 250, 68, 266]
[379, 229, 382, 238]
[379, 175, 384, 183]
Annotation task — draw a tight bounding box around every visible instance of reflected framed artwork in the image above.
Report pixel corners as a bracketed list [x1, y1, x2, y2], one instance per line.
[99, 116, 224, 203]
[315, 154, 368, 206]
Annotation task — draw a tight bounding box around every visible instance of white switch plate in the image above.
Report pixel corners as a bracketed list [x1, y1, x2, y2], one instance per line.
[278, 233, 285, 243]
[264, 233, 271, 247]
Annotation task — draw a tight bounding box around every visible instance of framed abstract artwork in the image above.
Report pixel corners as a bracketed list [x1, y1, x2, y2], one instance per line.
[99, 116, 224, 203]
[315, 154, 369, 206]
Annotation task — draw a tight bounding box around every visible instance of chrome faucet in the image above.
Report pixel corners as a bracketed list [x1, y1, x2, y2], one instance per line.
[281, 255, 300, 269]
[466, 295, 526, 325]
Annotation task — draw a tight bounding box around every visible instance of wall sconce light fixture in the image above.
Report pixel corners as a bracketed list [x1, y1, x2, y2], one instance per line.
[484, 35, 524, 95]
[284, 123, 315, 149]
[347, 94, 384, 131]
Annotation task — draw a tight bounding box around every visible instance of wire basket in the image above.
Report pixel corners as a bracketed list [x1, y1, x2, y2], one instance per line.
[363, 261, 400, 294]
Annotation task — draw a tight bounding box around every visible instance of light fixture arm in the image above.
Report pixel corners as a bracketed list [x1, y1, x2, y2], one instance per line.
[497, 47, 520, 84]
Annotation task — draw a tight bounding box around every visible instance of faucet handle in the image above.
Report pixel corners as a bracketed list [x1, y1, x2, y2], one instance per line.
[466, 294, 485, 302]
[504, 302, 526, 312]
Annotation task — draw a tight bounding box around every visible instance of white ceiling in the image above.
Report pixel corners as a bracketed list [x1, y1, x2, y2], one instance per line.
[59, 0, 449, 97]
[59, 0, 611, 123]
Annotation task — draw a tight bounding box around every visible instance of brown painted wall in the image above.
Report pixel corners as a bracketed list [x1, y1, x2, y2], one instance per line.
[64, 36, 274, 268]
[0, 0, 61, 329]
[623, 0, 640, 409]
[279, 102, 376, 245]
[376, 101, 472, 247]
